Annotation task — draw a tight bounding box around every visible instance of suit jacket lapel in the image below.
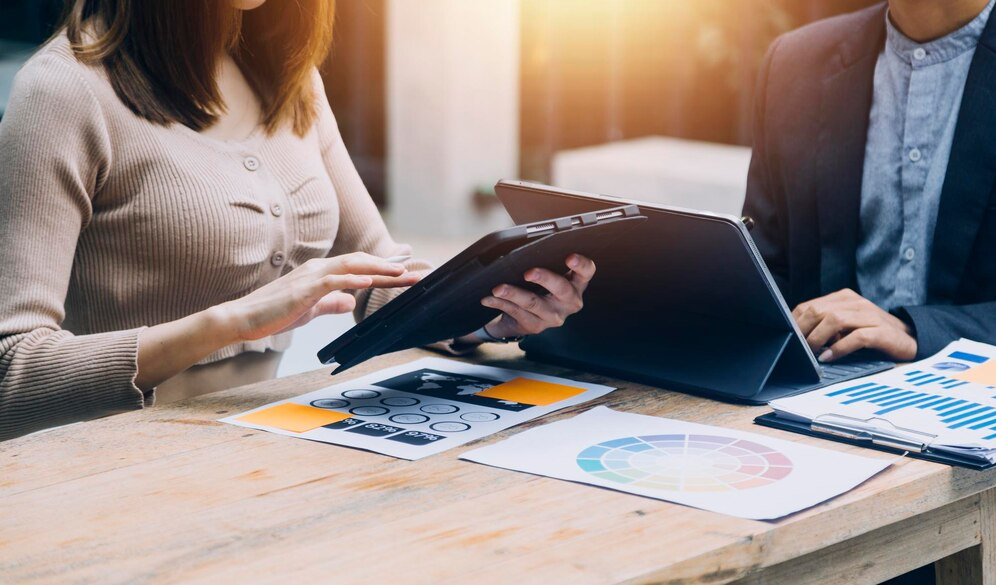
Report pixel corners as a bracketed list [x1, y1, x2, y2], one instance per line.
[929, 14, 996, 302]
[816, 5, 887, 295]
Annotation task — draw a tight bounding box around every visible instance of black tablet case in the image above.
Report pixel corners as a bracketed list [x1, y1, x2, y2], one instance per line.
[318, 205, 646, 373]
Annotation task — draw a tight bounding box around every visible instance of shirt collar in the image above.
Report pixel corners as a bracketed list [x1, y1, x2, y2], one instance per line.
[885, 0, 995, 67]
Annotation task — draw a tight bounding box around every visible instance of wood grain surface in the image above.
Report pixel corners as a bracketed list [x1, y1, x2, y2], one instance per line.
[2, 346, 995, 584]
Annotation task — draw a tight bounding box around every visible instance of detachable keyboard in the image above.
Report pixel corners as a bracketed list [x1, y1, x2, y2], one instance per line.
[752, 359, 895, 404]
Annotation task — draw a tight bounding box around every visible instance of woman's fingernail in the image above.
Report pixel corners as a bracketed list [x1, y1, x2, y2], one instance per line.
[818, 349, 833, 363]
[389, 263, 405, 270]
[568, 256, 579, 268]
[494, 286, 507, 297]
[481, 297, 495, 307]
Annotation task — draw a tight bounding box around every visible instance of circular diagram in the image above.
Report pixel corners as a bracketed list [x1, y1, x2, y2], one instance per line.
[576, 434, 792, 493]
[421, 404, 459, 415]
[430, 421, 470, 433]
[350, 406, 389, 417]
[390, 413, 430, 425]
[343, 389, 381, 399]
[933, 362, 971, 372]
[382, 396, 420, 407]
[461, 412, 499, 422]
[310, 398, 349, 409]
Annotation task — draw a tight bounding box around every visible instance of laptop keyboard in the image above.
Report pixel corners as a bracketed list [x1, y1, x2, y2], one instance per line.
[754, 359, 895, 404]
[819, 360, 893, 383]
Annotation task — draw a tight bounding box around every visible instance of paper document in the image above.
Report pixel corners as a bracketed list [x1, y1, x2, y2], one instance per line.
[768, 339, 996, 464]
[461, 406, 891, 520]
[221, 358, 615, 460]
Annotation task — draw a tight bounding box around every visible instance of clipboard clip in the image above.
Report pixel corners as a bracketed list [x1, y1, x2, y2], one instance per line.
[811, 414, 937, 453]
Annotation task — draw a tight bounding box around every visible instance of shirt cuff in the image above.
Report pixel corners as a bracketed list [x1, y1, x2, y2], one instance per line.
[426, 338, 482, 357]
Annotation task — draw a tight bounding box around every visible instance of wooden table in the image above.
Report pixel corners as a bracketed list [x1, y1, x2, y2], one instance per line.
[3, 346, 996, 584]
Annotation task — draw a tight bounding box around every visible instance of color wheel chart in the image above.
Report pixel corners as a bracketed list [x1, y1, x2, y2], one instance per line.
[822, 349, 996, 439]
[575, 434, 793, 492]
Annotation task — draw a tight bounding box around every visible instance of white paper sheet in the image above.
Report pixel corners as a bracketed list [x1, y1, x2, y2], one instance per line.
[461, 406, 892, 520]
[770, 339, 996, 459]
[221, 358, 615, 460]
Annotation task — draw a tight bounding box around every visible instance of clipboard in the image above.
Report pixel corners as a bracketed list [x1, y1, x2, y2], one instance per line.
[755, 412, 995, 470]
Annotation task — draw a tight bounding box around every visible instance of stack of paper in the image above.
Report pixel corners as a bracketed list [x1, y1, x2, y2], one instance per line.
[767, 339, 996, 466]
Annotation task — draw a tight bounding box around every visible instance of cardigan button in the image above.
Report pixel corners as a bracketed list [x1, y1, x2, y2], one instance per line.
[271, 251, 286, 266]
[244, 156, 261, 171]
[270, 203, 283, 217]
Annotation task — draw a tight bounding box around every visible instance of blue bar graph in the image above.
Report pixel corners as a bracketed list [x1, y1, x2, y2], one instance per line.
[949, 408, 996, 429]
[950, 351, 989, 364]
[901, 370, 974, 390]
[821, 381, 996, 440]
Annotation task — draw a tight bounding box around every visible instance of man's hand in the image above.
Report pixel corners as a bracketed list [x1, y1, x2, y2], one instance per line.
[480, 254, 595, 338]
[792, 288, 917, 362]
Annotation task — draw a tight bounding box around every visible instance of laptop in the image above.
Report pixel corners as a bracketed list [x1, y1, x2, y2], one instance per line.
[494, 180, 893, 404]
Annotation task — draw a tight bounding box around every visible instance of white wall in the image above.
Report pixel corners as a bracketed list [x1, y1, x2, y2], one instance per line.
[386, 0, 520, 236]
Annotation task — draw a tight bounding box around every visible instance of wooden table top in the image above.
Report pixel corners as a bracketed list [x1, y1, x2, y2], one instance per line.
[2, 346, 995, 584]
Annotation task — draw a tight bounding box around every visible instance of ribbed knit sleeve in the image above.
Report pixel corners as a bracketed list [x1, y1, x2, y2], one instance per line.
[0, 55, 146, 441]
[313, 73, 434, 321]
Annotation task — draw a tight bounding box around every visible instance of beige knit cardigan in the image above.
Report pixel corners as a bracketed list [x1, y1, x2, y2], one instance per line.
[0, 36, 430, 441]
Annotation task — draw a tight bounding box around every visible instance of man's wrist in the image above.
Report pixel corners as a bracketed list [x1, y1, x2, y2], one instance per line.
[474, 323, 525, 344]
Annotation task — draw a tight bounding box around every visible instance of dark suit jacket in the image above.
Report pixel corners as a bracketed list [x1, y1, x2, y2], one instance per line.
[743, 2, 996, 359]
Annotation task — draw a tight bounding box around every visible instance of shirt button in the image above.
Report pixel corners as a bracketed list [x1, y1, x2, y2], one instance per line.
[243, 156, 261, 172]
[913, 47, 927, 61]
[903, 247, 916, 261]
[271, 251, 286, 266]
[909, 148, 922, 162]
[270, 203, 283, 217]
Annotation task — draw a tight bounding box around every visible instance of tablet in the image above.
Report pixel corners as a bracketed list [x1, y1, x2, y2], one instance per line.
[495, 180, 892, 404]
[318, 205, 646, 373]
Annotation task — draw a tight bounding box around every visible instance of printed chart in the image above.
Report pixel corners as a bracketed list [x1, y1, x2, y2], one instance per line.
[811, 345, 996, 438]
[576, 434, 793, 492]
[463, 407, 891, 520]
[769, 340, 996, 465]
[222, 358, 615, 460]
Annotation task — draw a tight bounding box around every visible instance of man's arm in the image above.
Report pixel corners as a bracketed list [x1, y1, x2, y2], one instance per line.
[897, 302, 996, 359]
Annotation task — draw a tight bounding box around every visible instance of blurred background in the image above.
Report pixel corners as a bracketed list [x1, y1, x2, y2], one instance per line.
[0, 0, 880, 373]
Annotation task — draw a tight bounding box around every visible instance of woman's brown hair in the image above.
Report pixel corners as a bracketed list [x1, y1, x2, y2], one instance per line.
[63, 0, 335, 136]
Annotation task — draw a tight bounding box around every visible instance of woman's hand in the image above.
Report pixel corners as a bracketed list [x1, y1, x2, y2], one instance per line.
[792, 288, 917, 362]
[477, 254, 596, 339]
[219, 252, 421, 342]
[136, 253, 420, 390]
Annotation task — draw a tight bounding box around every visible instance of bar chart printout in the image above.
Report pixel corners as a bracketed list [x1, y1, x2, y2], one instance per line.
[768, 339, 996, 461]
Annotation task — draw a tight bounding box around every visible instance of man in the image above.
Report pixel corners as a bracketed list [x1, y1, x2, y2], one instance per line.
[744, 0, 996, 368]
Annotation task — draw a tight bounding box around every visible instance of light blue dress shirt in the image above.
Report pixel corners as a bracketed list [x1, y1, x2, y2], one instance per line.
[857, 0, 995, 311]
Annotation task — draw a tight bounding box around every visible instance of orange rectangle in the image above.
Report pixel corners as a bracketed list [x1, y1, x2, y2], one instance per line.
[237, 403, 350, 433]
[475, 377, 585, 406]
[953, 361, 996, 386]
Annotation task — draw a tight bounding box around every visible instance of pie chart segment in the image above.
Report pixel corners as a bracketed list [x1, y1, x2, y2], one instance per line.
[576, 434, 793, 493]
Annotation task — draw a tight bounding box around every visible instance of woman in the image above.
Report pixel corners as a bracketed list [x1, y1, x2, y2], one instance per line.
[0, 0, 595, 441]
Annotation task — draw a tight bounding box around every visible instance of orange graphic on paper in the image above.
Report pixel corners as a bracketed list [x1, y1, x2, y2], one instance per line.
[237, 403, 350, 433]
[476, 377, 585, 406]
[953, 361, 996, 386]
